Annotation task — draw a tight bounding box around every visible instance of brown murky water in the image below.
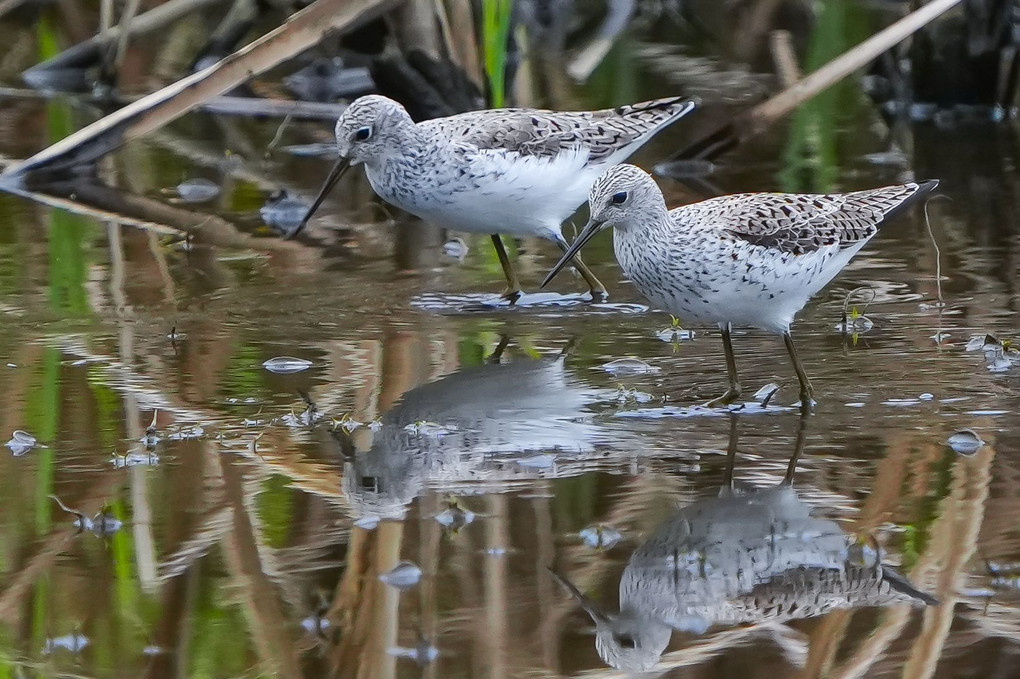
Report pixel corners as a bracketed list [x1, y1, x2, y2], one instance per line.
[1, 3, 1020, 679]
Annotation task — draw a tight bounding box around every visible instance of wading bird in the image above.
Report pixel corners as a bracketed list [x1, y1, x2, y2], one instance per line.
[296, 94, 698, 302]
[543, 164, 937, 405]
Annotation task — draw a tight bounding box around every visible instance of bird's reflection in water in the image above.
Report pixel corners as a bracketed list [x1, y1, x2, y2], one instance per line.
[552, 414, 938, 673]
[336, 337, 616, 521]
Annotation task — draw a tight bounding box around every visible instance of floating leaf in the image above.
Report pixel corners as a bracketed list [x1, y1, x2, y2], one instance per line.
[579, 524, 622, 550]
[379, 561, 422, 589]
[6, 430, 38, 456]
[947, 429, 984, 456]
[262, 356, 312, 374]
[176, 178, 220, 203]
[602, 357, 659, 375]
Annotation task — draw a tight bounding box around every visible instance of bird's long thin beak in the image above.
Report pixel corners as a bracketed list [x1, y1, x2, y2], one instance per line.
[289, 155, 351, 239]
[546, 567, 611, 624]
[541, 218, 604, 289]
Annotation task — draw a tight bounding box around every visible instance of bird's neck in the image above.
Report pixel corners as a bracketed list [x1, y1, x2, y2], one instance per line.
[367, 124, 429, 173]
[613, 208, 673, 272]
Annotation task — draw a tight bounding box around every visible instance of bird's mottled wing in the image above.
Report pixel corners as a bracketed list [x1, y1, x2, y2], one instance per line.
[677, 183, 933, 255]
[421, 97, 695, 161]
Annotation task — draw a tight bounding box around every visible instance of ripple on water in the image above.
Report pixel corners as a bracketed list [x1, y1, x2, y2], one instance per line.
[409, 291, 647, 314]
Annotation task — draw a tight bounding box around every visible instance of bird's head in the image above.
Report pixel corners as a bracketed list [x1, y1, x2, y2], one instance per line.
[542, 164, 667, 289]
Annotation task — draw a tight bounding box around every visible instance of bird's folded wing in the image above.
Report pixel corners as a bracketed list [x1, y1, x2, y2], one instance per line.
[421, 97, 693, 161]
[681, 184, 928, 255]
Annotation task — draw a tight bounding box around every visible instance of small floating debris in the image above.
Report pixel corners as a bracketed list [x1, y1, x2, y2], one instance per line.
[656, 327, 695, 343]
[175, 178, 220, 203]
[931, 331, 951, 344]
[947, 429, 984, 456]
[442, 237, 468, 261]
[919, 393, 934, 401]
[882, 398, 921, 407]
[656, 315, 694, 343]
[752, 383, 781, 406]
[379, 561, 422, 590]
[403, 420, 452, 436]
[260, 191, 310, 236]
[837, 288, 875, 336]
[612, 385, 654, 404]
[579, 524, 622, 550]
[330, 415, 362, 433]
[112, 450, 160, 468]
[387, 638, 439, 666]
[601, 357, 659, 375]
[6, 430, 40, 456]
[42, 631, 89, 655]
[166, 425, 205, 440]
[965, 334, 999, 352]
[435, 497, 475, 532]
[49, 495, 123, 536]
[965, 333, 1020, 372]
[835, 314, 874, 334]
[262, 356, 313, 374]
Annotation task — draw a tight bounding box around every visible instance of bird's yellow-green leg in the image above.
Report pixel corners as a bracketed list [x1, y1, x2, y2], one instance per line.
[490, 234, 523, 303]
[706, 323, 742, 407]
[783, 331, 815, 406]
[554, 235, 609, 302]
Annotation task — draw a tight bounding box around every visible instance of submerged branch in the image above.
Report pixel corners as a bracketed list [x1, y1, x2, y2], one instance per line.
[3, 0, 398, 183]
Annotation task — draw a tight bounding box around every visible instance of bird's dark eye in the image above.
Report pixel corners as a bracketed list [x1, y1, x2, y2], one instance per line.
[354, 126, 372, 141]
[611, 191, 628, 205]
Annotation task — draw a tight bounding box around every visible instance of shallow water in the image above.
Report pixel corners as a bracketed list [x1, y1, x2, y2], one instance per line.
[1, 3, 1020, 679]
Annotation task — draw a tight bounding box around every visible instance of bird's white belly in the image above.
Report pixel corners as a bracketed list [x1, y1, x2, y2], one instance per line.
[620, 238, 853, 334]
[367, 148, 602, 240]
